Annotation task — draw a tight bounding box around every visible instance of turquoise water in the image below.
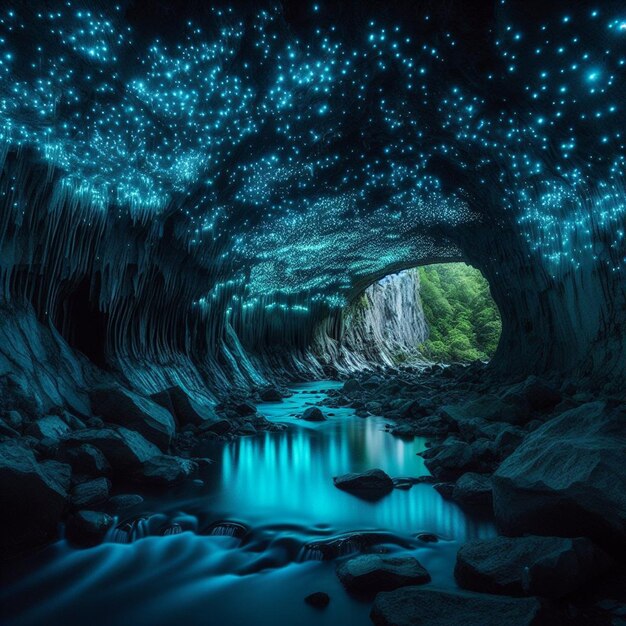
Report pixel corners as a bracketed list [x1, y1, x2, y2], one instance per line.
[0, 381, 495, 626]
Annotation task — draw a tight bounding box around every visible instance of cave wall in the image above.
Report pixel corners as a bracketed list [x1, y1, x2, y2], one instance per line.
[0, 0, 624, 413]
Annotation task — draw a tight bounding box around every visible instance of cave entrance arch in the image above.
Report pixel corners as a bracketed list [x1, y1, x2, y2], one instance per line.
[315, 262, 501, 371]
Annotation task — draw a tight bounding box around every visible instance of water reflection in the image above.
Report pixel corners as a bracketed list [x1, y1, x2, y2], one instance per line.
[208, 382, 493, 542]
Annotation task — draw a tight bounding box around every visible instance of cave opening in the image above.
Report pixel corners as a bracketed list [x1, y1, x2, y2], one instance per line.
[328, 262, 502, 370]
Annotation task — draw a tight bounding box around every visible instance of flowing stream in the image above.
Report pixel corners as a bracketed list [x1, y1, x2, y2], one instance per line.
[0, 381, 495, 626]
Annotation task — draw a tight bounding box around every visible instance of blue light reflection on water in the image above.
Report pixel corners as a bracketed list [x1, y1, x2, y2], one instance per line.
[0, 381, 495, 626]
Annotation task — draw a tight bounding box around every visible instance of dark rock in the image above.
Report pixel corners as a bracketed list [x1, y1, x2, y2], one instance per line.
[0, 441, 68, 555]
[511, 376, 562, 412]
[90, 386, 176, 449]
[63, 443, 111, 476]
[336, 555, 430, 595]
[416, 533, 438, 543]
[0, 419, 19, 438]
[71, 477, 110, 509]
[66, 510, 114, 544]
[105, 493, 144, 514]
[60, 411, 86, 430]
[442, 396, 526, 426]
[421, 439, 475, 480]
[433, 482, 455, 499]
[6, 410, 23, 430]
[342, 378, 362, 394]
[301, 406, 326, 421]
[40, 460, 72, 492]
[153, 386, 219, 428]
[259, 387, 282, 402]
[239, 422, 257, 435]
[63, 427, 161, 471]
[133, 454, 198, 486]
[455, 535, 611, 598]
[304, 592, 330, 609]
[233, 401, 256, 417]
[492, 401, 626, 553]
[198, 417, 232, 435]
[370, 586, 561, 626]
[25, 415, 71, 441]
[333, 469, 393, 500]
[389, 423, 415, 439]
[452, 473, 493, 507]
[494, 426, 525, 459]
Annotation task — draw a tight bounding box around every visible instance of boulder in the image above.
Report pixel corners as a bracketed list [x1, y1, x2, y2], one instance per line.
[342, 379, 362, 394]
[304, 592, 330, 608]
[63, 443, 110, 476]
[452, 473, 493, 507]
[198, 418, 232, 435]
[63, 427, 160, 471]
[105, 493, 144, 514]
[66, 510, 114, 544]
[442, 395, 526, 426]
[301, 407, 326, 422]
[25, 415, 70, 441]
[337, 555, 430, 595]
[492, 401, 626, 553]
[0, 419, 19, 438]
[370, 586, 561, 626]
[90, 386, 176, 449]
[233, 401, 256, 417]
[152, 386, 219, 427]
[0, 441, 68, 555]
[133, 454, 198, 486]
[333, 469, 393, 500]
[71, 477, 110, 509]
[421, 439, 495, 480]
[503, 376, 562, 413]
[259, 387, 282, 402]
[40, 460, 72, 492]
[455, 535, 611, 599]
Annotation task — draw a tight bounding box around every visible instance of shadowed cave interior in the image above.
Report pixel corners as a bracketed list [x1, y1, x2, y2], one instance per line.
[0, 1, 625, 625]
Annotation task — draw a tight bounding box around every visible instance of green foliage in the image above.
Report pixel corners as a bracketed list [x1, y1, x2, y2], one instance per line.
[418, 263, 501, 362]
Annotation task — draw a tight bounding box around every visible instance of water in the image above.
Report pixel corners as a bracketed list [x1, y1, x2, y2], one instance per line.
[0, 381, 495, 626]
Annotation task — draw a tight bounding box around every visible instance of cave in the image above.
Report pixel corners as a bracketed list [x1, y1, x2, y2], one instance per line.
[0, 1, 625, 625]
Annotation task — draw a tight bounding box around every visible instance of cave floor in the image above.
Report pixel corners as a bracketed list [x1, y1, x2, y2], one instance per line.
[0, 381, 493, 626]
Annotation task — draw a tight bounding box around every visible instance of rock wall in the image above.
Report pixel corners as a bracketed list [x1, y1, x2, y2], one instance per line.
[312, 269, 430, 373]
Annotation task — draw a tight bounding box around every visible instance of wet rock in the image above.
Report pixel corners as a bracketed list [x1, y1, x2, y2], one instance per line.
[105, 493, 144, 514]
[455, 535, 611, 598]
[63, 443, 111, 476]
[198, 417, 232, 435]
[238, 422, 257, 435]
[0, 440, 68, 555]
[389, 423, 416, 439]
[259, 387, 282, 402]
[25, 415, 71, 441]
[304, 592, 330, 609]
[421, 439, 491, 480]
[333, 469, 393, 500]
[133, 454, 198, 486]
[6, 410, 23, 430]
[337, 555, 430, 595]
[66, 510, 114, 544]
[71, 477, 110, 509]
[152, 386, 218, 428]
[370, 586, 561, 626]
[90, 386, 176, 449]
[433, 482, 455, 499]
[301, 406, 326, 421]
[342, 379, 362, 394]
[452, 472, 493, 507]
[63, 427, 161, 471]
[416, 532, 438, 543]
[494, 426, 525, 459]
[492, 401, 626, 553]
[60, 411, 86, 430]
